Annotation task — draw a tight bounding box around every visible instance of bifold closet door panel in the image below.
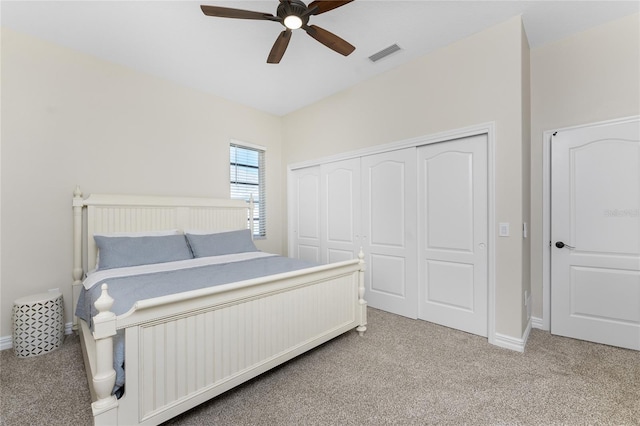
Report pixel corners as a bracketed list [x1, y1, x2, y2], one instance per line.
[290, 166, 322, 263]
[417, 135, 488, 337]
[361, 148, 418, 318]
[321, 159, 361, 263]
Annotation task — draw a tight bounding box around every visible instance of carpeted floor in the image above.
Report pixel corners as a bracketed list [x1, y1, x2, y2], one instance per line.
[1, 308, 639, 425]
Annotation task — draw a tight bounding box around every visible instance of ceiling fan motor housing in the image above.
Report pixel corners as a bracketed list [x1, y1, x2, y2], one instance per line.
[277, 0, 310, 26]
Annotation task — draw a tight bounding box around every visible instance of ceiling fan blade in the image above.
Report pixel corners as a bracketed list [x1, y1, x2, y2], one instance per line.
[200, 5, 278, 21]
[267, 30, 292, 64]
[307, 0, 354, 15]
[304, 24, 355, 56]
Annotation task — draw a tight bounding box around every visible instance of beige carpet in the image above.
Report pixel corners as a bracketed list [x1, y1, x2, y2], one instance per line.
[1, 308, 639, 425]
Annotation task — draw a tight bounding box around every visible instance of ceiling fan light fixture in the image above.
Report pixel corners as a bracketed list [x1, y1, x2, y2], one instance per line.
[284, 15, 303, 29]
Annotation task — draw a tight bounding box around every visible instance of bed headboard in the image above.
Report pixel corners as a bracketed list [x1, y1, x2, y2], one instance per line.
[71, 186, 252, 325]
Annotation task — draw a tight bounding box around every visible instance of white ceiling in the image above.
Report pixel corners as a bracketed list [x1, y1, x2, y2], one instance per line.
[2, 1, 638, 116]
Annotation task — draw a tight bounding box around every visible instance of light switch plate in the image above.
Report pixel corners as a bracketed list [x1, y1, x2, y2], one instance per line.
[499, 223, 509, 237]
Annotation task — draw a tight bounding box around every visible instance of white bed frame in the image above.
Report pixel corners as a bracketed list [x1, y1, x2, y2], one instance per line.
[72, 187, 367, 425]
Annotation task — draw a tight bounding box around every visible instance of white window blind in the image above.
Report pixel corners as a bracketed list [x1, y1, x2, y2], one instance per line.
[230, 143, 266, 237]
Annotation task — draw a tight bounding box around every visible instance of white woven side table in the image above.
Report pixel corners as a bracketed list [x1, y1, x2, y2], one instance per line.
[12, 292, 64, 358]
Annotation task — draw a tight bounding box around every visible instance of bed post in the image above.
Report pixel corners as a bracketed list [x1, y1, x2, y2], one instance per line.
[356, 248, 367, 336]
[72, 186, 84, 330]
[91, 284, 119, 424]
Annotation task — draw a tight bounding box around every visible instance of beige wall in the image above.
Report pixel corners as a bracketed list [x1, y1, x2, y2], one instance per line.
[0, 29, 284, 336]
[4, 12, 635, 343]
[282, 17, 530, 339]
[529, 13, 640, 321]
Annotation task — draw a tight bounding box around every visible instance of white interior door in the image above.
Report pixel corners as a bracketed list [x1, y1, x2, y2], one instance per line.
[289, 166, 321, 262]
[417, 135, 488, 337]
[551, 119, 640, 350]
[361, 148, 418, 318]
[321, 159, 361, 263]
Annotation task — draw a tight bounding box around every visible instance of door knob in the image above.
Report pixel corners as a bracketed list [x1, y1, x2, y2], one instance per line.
[555, 241, 575, 249]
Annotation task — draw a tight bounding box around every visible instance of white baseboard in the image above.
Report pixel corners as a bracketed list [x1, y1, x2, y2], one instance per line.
[0, 335, 12, 351]
[493, 318, 532, 353]
[531, 316, 546, 330]
[0, 322, 74, 351]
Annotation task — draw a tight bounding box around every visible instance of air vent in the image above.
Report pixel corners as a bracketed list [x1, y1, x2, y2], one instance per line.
[368, 44, 402, 63]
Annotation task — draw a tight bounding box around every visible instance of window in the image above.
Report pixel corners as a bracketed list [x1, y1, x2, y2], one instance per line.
[230, 142, 266, 237]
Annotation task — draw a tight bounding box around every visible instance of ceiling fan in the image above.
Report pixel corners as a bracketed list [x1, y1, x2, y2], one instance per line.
[200, 0, 356, 64]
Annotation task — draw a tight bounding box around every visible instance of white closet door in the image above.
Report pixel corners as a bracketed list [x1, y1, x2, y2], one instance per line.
[361, 149, 418, 318]
[290, 166, 322, 263]
[417, 135, 488, 337]
[321, 159, 361, 263]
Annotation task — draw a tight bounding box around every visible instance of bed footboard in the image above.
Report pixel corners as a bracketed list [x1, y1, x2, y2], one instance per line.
[87, 259, 366, 426]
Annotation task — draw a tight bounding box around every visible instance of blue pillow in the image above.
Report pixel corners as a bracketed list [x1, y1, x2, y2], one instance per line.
[94, 234, 193, 270]
[185, 229, 258, 258]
